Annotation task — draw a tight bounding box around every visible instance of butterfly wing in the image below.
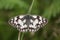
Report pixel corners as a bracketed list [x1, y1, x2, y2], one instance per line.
[8, 15, 28, 32]
[8, 15, 48, 32]
[29, 15, 48, 32]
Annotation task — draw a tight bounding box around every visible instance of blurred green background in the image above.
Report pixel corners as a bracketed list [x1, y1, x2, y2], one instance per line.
[0, 0, 60, 40]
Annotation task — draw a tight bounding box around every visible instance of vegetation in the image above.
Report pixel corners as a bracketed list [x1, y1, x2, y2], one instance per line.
[0, 0, 60, 40]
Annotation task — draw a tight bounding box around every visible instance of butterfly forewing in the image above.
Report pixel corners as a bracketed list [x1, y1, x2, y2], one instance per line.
[8, 15, 48, 32]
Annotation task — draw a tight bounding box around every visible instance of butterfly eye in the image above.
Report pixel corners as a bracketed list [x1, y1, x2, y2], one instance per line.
[8, 15, 48, 32]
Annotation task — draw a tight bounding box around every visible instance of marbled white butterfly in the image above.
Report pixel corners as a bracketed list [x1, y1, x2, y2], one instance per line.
[8, 15, 48, 32]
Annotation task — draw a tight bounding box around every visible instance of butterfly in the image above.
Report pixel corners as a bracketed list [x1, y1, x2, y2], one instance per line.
[8, 15, 48, 32]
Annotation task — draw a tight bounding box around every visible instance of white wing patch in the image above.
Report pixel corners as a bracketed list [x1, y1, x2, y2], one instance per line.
[29, 19, 38, 28]
[8, 15, 48, 32]
[19, 15, 24, 18]
[32, 15, 37, 18]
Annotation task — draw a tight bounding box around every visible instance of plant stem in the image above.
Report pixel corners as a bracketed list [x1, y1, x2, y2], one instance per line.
[18, 32, 24, 40]
[27, 0, 35, 14]
[21, 33, 24, 40]
[18, 0, 35, 40]
[18, 31, 20, 40]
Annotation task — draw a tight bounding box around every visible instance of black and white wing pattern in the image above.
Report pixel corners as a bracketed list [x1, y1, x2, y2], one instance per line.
[8, 15, 48, 32]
